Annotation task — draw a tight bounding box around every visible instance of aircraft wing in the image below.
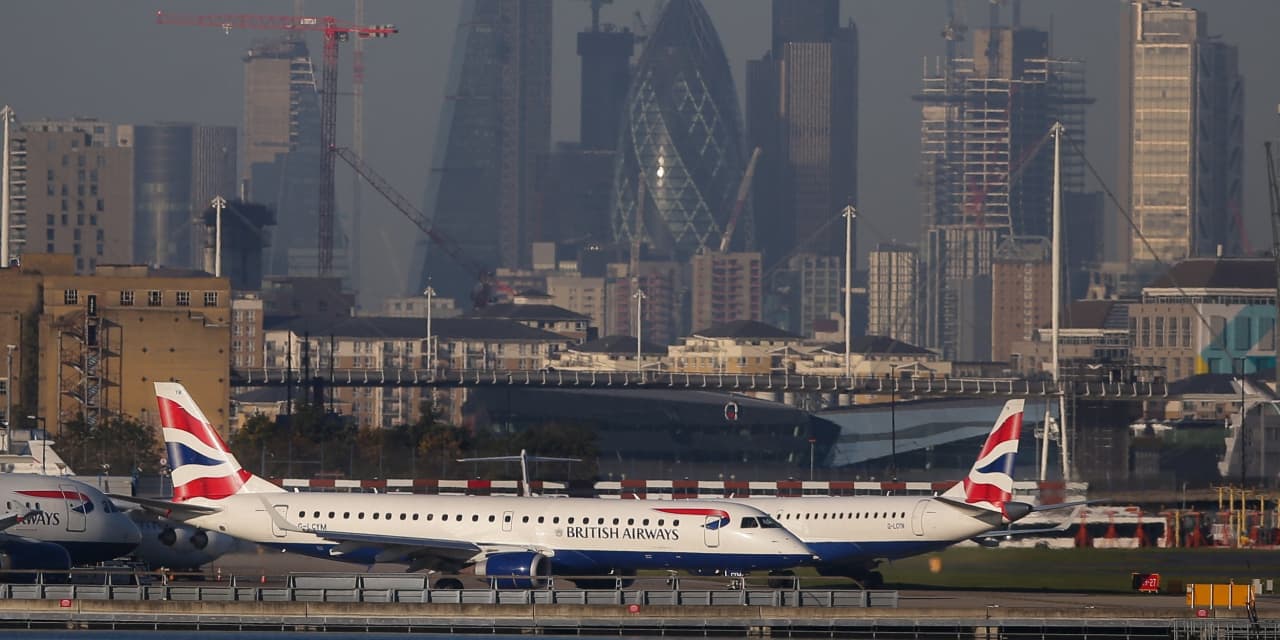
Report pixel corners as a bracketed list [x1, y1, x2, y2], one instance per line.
[1031, 499, 1107, 513]
[108, 494, 221, 520]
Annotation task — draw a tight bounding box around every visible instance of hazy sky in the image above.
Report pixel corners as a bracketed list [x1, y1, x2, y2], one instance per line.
[2, 1, 1278, 305]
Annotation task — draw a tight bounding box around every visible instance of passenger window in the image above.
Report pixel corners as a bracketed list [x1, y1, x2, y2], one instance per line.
[400, 513, 407, 520]
[658, 519, 665, 526]
[488, 515, 495, 522]
[412, 514, 419, 521]
[553, 517, 560, 524]
[328, 512, 335, 519]
[313, 511, 320, 518]
[503, 514, 511, 523]
[627, 518, 634, 525]
[427, 514, 434, 521]
[373, 513, 380, 520]
[522, 516, 529, 523]
[568, 517, 575, 524]
[358, 513, 365, 519]
[298, 511, 305, 518]
[343, 512, 350, 519]
[612, 518, 619, 525]
[472, 515, 479, 522]
[538, 516, 545, 524]
[674, 520, 680, 527]
[386, 513, 392, 520]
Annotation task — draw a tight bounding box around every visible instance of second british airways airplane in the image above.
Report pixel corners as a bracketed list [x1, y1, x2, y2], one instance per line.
[733, 399, 1027, 586]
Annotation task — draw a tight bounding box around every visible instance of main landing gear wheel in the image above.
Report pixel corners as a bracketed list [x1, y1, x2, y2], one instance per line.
[433, 578, 464, 590]
[862, 571, 884, 588]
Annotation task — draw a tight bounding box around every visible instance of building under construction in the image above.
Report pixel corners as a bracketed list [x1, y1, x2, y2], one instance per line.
[916, 13, 1090, 360]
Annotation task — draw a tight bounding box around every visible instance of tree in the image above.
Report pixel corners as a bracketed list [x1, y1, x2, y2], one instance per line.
[57, 414, 163, 476]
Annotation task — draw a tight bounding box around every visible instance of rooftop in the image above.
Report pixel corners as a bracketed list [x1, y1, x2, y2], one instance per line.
[571, 335, 666, 355]
[466, 303, 589, 322]
[1145, 258, 1275, 291]
[691, 320, 800, 340]
[263, 315, 568, 342]
[819, 335, 934, 356]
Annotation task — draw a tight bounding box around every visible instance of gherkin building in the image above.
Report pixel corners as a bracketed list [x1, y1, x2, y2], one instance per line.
[611, 0, 753, 261]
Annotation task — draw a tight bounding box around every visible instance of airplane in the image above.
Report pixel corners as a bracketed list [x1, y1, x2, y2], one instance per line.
[117, 382, 817, 588]
[0, 474, 142, 576]
[730, 399, 1029, 587]
[126, 510, 245, 572]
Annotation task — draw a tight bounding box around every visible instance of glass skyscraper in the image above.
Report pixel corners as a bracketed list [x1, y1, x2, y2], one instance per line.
[611, 0, 752, 262]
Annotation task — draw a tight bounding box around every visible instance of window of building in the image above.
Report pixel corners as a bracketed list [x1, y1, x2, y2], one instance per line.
[1154, 317, 1164, 347]
[1210, 316, 1227, 349]
[120, 290, 134, 306]
[1182, 317, 1192, 348]
[204, 291, 218, 307]
[147, 290, 162, 307]
[176, 291, 190, 307]
[63, 289, 78, 305]
[1140, 317, 1151, 347]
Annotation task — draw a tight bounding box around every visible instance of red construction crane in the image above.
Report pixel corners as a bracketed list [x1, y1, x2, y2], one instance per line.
[155, 11, 397, 278]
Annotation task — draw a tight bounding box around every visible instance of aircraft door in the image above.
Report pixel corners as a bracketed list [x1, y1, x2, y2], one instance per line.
[60, 484, 86, 533]
[502, 510, 514, 532]
[911, 500, 929, 536]
[271, 504, 289, 538]
[704, 516, 720, 547]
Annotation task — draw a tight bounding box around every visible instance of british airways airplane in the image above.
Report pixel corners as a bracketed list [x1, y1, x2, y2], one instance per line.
[0, 474, 142, 573]
[732, 399, 1027, 587]
[119, 383, 816, 587]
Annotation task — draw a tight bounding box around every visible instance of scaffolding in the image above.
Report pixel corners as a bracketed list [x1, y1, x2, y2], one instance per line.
[55, 305, 121, 429]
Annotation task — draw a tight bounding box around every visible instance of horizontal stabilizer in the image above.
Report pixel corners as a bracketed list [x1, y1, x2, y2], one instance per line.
[109, 494, 221, 520]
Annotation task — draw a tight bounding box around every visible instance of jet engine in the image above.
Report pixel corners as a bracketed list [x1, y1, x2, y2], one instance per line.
[0, 540, 72, 583]
[131, 514, 240, 571]
[473, 552, 551, 589]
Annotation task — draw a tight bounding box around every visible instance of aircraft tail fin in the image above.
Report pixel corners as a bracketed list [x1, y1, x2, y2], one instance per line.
[941, 399, 1024, 512]
[155, 382, 283, 502]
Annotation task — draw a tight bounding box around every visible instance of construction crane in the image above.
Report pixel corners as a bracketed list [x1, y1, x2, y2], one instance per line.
[1264, 142, 1280, 375]
[155, 11, 397, 278]
[333, 147, 509, 309]
[718, 146, 762, 253]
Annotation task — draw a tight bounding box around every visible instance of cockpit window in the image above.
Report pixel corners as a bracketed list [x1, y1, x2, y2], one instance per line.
[757, 516, 782, 528]
[740, 517, 759, 529]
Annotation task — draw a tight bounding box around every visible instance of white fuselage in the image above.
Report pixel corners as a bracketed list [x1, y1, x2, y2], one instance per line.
[734, 495, 1004, 571]
[184, 492, 814, 573]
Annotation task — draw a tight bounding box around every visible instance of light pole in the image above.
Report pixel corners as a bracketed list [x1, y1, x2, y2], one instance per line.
[1, 105, 14, 267]
[841, 205, 856, 379]
[423, 282, 436, 371]
[633, 289, 647, 374]
[3, 344, 13, 454]
[889, 363, 899, 480]
[1238, 356, 1248, 486]
[808, 437, 816, 481]
[211, 196, 227, 278]
[27, 415, 45, 475]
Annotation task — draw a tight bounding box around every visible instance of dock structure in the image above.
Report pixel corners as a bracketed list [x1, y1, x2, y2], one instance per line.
[0, 578, 1268, 638]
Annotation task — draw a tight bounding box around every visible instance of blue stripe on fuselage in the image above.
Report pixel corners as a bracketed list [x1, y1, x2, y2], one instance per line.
[265, 542, 810, 574]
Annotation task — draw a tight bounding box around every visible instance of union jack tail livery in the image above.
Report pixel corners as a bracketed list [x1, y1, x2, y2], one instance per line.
[156, 382, 282, 502]
[941, 399, 1024, 512]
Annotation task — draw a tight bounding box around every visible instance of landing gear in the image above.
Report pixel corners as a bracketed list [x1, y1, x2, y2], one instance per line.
[861, 571, 885, 588]
[433, 578, 464, 590]
[767, 569, 797, 589]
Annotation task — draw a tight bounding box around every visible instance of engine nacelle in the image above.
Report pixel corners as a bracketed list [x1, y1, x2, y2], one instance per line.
[473, 552, 551, 589]
[132, 519, 239, 571]
[0, 540, 72, 583]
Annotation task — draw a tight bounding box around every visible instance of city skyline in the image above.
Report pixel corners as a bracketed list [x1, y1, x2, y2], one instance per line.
[3, 1, 1279, 307]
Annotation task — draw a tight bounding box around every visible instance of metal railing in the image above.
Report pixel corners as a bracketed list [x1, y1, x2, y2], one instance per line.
[231, 367, 1169, 400]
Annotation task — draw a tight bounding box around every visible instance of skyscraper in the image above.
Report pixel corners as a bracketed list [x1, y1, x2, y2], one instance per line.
[748, 0, 857, 269]
[412, 0, 552, 304]
[578, 16, 634, 152]
[242, 39, 322, 279]
[867, 243, 918, 345]
[1123, 1, 1242, 264]
[133, 123, 236, 269]
[916, 22, 1089, 360]
[611, 0, 752, 263]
